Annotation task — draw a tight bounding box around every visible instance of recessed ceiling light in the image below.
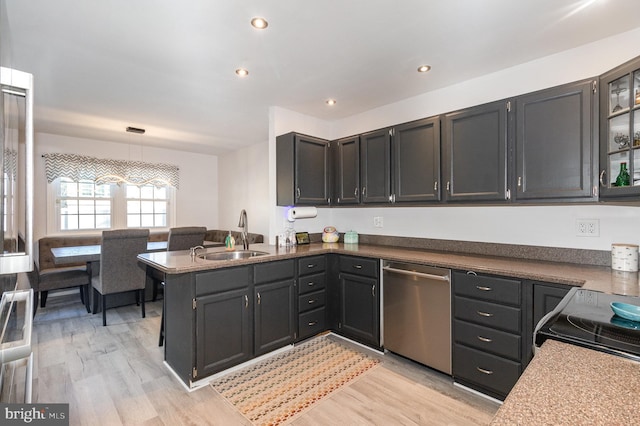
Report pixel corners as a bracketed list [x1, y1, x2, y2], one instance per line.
[417, 65, 432, 73]
[326, 99, 337, 106]
[251, 17, 268, 29]
[235, 68, 249, 77]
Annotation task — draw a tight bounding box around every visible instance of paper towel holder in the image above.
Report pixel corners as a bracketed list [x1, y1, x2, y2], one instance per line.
[287, 206, 318, 222]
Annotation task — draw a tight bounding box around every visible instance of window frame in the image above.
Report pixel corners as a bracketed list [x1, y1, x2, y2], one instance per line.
[47, 178, 176, 235]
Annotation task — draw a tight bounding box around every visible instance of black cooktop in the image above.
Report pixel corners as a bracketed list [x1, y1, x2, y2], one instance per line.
[536, 287, 640, 361]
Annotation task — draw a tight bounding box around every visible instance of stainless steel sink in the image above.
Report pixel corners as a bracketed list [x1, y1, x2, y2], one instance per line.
[198, 250, 269, 261]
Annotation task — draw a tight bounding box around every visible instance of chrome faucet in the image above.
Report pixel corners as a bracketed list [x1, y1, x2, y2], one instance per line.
[190, 245, 205, 259]
[238, 209, 249, 250]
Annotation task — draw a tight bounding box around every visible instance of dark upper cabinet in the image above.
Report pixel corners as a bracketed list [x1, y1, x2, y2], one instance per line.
[599, 55, 640, 198]
[333, 136, 360, 205]
[515, 79, 597, 201]
[443, 100, 510, 202]
[360, 128, 392, 204]
[393, 117, 441, 202]
[276, 132, 331, 206]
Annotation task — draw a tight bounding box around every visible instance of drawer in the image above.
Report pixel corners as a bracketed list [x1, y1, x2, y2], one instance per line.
[298, 272, 326, 295]
[454, 296, 521, 333]
[339, 256, 378, 278]
[297, 255, 326, 276]
[454, 319, 521, 361]
[298, 308, 326, 340]
[298, 290, 325, 313]
[453, 344, 521, 398]
[254, 259, 295, 284]
[453, 271, 520, 306]
[195, 266, 250, 296]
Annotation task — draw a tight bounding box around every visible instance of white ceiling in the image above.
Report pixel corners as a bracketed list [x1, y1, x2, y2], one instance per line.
[2, 0, 640, 155]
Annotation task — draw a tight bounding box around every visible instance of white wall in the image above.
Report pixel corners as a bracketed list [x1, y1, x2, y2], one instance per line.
[34, 132, 218, 240]
[269, 27, 640, 251]
[218, 142, 270, 238]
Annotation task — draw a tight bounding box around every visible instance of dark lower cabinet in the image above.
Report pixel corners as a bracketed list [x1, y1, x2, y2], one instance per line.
[254, 279, 296, 356]
[452, 270, 523, 400]
[196, 287, 252, 378]
[335, 255, 380, 348]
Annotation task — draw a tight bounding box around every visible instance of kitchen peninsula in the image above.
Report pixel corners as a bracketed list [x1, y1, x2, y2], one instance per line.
[138, 241, 640, 421]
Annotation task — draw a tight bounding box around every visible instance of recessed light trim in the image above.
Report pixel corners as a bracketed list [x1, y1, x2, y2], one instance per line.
[417, 65, 432, 73]
[235, 68, 249, 77]
[251, 17, 268, 29]
[326, 99, 337, 106]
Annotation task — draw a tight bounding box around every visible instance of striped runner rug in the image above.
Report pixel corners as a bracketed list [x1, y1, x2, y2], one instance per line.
[210, 335, 380, 425]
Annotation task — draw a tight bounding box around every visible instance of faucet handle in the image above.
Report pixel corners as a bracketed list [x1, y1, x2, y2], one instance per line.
[190, 245, 205, 259]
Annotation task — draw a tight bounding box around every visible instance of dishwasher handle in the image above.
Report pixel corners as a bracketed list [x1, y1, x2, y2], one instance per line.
[382, 265, 450, 282]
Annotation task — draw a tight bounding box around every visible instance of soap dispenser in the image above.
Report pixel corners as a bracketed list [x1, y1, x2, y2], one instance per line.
[225, 231, 236, 251]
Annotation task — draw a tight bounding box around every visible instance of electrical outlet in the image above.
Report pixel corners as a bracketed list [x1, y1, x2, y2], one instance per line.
[576, 219, 599, 237]
[373, 216, 383, 228]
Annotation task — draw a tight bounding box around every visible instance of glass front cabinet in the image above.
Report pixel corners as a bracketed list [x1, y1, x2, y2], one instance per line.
[600, 56, 640, 197]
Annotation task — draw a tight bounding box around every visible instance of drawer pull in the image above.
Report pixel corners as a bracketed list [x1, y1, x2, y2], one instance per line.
[477, 335, 493, 343]
[307, 264, 316, 268]
[353, 264, 363, 269]
[466, 271, 477, 276]
[308, 299, 316, 304]
[308, 321, 318, 326]
[476, 286, 492, 291]
[477, 311, 494, 317]
[307, 282, 316, 286]
[476, 367, 493, 375]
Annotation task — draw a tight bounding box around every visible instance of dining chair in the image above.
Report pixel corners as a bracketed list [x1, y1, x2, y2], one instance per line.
[92, 229, 149, 326]
[154, 226, 206, 345]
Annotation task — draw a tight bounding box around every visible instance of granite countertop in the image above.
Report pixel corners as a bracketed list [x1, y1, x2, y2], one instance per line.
[137, 241, 640, 296]
[491, 339, 640, 424]
[138, 241, 640, 421]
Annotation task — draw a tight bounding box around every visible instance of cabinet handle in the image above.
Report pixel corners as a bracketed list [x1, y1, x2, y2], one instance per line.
[244, 295, 248, 308]
[308, 299, 316, 304]
[353, 264, 363, 269]
[307, 282, 315, 287]
[372, 284, 376, 297]
[476, 311, 494, 317]
[296, 187, 301, 199]
[476, 367, 494, 375]
[466, 271, 477, 276]
[257, 292, 261, 305]
[308, 321, 318, 326]
[354, 187, 359, 198]
[434, 181, 438, 191]
[477, 335, 493, 343]
[517, 176, 522, 187]
[599, 169, 606, 187]
[307, 264, 316, 268]
[446, 181, 450, 193]
[476, 286, 492, 291]
[362, 187, 366, 198]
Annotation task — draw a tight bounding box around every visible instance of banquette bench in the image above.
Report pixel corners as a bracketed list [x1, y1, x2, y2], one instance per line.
[27, 229, 264, 315]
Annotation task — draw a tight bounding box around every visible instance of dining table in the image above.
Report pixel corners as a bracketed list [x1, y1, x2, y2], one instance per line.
[50, 240, 222, 312]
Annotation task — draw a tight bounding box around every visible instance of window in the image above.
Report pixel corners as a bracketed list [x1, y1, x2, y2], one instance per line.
[126, 184, 168, 228]
[49, 178, 175, 233]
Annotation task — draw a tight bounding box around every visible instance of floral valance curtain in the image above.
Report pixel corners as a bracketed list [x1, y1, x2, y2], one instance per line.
[42, 153, 180, 188]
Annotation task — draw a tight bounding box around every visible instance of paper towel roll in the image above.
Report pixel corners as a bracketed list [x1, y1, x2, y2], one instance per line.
[287, 206, 317, 221]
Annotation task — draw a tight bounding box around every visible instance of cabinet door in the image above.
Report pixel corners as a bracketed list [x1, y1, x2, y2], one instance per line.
[196, 288, 251, 379]
[337, 272, 380, 347]
[532, 283, 570, 332]
[515, 80, 596, 201]
[599, 56, 640, 198]
[333, 136, 360, 205]
[296, 135, 330, 205]
[443, 100, 509, 201]
[360, 128, 391, 203]
[393, 117, 441, 202]
[255, 279, 296, 356]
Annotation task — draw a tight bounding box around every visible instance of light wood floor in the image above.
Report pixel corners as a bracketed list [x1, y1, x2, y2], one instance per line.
[29, 292, 499, 426]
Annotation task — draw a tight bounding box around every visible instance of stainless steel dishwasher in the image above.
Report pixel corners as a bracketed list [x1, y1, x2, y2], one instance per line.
[383, 261, 451, 374]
